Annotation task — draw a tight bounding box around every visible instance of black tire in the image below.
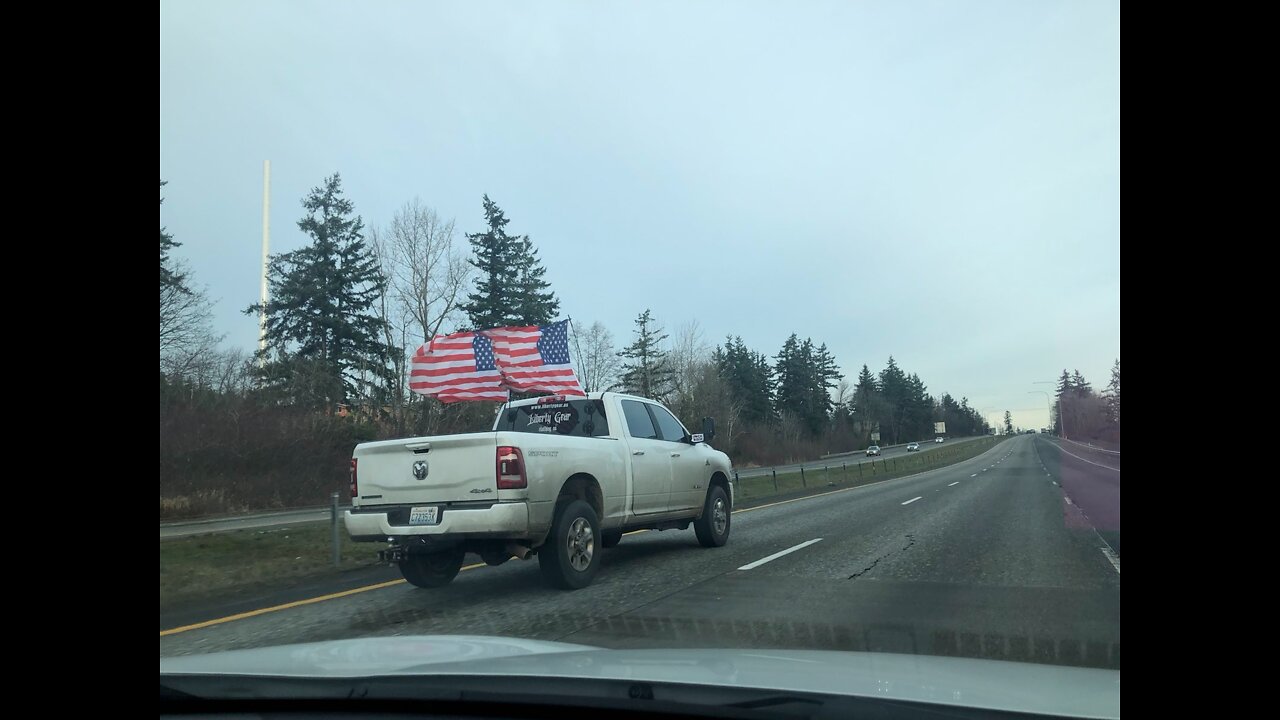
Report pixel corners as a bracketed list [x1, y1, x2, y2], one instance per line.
[694, 484, 731, 548]
[601, 530, 623, 549]
[539, 499, 602, 589]
[399, 546, 465, 588]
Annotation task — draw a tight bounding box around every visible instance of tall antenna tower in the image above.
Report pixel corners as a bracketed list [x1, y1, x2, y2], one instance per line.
[259, 160, 271, 364]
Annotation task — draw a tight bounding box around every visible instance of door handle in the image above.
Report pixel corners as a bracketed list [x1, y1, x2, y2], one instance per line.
[670, 453, 681, 458]
[632, 451, 645, 456]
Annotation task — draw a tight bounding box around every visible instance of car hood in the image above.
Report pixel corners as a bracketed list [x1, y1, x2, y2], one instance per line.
[161, 635, 1119, 719]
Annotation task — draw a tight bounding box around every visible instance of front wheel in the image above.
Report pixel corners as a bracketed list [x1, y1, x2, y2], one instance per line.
[694, 485, 731, 548]
[399, 547, 465, 588]
[539, 499, 602, 589]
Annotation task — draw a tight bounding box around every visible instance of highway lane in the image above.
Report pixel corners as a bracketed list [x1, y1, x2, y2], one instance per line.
[1033, 436, 1120, 555]
[160, 436, 1119, 669]
[159, 437, 985, 538]
[736, 435, 983, 478]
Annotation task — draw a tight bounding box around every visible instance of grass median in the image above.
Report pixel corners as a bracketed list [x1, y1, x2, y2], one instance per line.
[161, 436, 1009, 614]
[160, 523, 383, 611]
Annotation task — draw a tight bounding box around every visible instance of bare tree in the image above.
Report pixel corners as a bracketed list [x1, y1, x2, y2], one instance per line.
[384, 199, 468, 344]
[570, 320, 622, 392]
[834, 378, 852, 407]
[371, 200, 469, 434]
[668, 320, 711, 420]
[160, 264, 222, 378]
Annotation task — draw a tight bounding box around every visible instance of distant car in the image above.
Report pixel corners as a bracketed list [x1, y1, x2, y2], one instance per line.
[866, 445, 881, 456]
[906, 442, 920, 452]
[935, 437, 944, 443]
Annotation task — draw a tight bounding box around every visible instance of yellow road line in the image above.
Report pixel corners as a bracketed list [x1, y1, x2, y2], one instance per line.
[160, 563, 486, 637]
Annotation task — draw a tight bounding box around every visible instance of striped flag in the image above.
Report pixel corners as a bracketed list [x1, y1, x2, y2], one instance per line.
[408, 330, 508, 403]
[407, 319, 586, 403]
[486, 320, 586, 396]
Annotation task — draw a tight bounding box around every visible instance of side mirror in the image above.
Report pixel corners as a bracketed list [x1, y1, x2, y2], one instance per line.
[701, 417, 716, 442]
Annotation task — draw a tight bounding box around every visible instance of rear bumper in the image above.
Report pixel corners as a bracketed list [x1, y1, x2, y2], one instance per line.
[345, 501, 530, 541]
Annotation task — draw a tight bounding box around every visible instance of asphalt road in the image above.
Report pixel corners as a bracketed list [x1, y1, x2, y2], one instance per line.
[736, 435, 983, 478]
[158, 437, 985, 539]
[160, 435, 1120, 670]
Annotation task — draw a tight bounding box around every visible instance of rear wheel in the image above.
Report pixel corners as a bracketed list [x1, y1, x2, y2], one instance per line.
[539, 499, 602, 589]
[399, 546, 465, 588]
[601, 530, 623, 548]
[694, 485, 731, 548]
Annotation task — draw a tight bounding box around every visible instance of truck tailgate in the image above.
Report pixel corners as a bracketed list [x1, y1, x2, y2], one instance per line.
[354, 433, 499, 506]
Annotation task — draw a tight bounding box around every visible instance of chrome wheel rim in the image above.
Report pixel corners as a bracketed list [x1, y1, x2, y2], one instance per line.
[567, 517, 594, 571]
[713, 497, 728, 536]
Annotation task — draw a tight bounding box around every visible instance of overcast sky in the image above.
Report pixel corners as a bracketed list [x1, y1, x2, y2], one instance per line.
[160, 0, 1119, 431]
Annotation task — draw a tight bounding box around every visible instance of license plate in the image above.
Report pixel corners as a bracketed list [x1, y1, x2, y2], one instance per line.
[408, 506, 440, 526]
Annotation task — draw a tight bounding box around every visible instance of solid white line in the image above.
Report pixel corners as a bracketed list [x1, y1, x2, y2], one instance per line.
[948, 482, 959, 487]
[738, 538, 823, 570]
[902, 496, 923, 505]
[1100, 547, 1121, 574]
[1056, 445, 1121, 473]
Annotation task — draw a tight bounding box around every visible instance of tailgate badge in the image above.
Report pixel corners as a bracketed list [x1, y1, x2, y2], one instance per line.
[412, 460, 429, 480]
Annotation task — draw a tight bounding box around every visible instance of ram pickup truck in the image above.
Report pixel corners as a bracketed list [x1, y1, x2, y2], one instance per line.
[345, 392, 734, 590]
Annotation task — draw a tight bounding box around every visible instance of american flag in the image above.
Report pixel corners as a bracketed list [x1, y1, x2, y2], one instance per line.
[486, 320, 586, 396]
[408, 330, 508, 403]
[408, 320, 585, 403]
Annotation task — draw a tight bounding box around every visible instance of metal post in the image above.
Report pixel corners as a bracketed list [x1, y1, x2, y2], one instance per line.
[843, 463, 847, 483]
[772, 468, 778, 492]
[800, 466, 806, 487]
[331, 492, 341, 566]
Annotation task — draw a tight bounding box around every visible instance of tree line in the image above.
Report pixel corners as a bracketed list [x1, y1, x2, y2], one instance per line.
[1051, 363, 1120, 444]
[161, 174, 998, 514]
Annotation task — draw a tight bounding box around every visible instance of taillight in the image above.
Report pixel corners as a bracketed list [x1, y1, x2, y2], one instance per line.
[496, 446, 527, 489]
[350, 458, 359, 499]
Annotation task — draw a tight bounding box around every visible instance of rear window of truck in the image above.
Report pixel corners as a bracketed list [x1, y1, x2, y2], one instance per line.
[495, 399, 611, 437]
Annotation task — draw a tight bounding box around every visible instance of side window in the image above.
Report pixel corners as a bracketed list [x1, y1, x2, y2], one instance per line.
[648, 404, 687, 443]
[621, 400, 658, 440]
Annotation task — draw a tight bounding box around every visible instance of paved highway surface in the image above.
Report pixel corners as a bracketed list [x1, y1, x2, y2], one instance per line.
[159, 437, 985, 539]
[160, 435, 1120, 670]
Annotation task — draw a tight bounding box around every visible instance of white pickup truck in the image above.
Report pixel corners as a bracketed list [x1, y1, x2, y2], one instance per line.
[345, 392, 734, 590]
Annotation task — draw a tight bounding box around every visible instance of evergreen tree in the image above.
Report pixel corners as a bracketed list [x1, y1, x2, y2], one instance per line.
[1004, 410, 1014, 435]
[460, 195, 517, 330]
[160, 180, 187, 295]
[773, 334, 804, 422]
[1056, 369, 1072, 397]
[878, 356, 908, 443]
[250, 173, 392, 407]
[811, 343, 843, 432]
[713, 336, 775, 425]
[460, 196, 559, 329]
[619, 309, 675, 399]
[1105, 359, 1120, 425]
[1071, 369, 1093, 397]
[511, 234, 560, 326]
[904, 373, 930, 438]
